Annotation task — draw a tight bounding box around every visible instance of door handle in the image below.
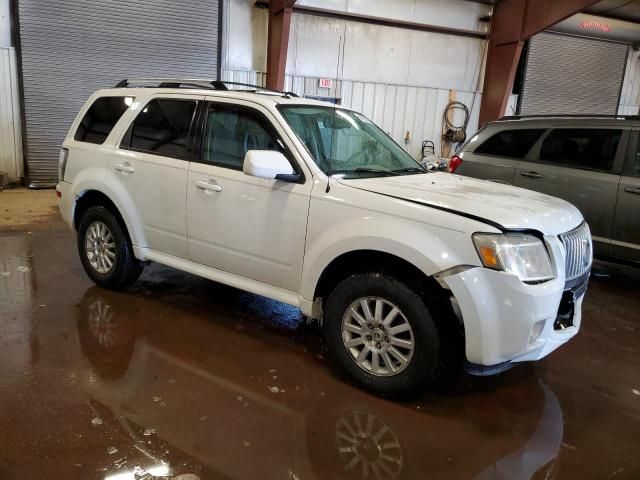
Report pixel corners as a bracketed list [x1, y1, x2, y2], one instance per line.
[115, 162, 135, 174]
[520, 171, 542, 179]
[195, 180, 223, 193]
[624, 186, 640, 195]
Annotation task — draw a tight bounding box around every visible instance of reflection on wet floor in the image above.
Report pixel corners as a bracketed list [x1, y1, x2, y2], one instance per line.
[1, 231, 639, 479]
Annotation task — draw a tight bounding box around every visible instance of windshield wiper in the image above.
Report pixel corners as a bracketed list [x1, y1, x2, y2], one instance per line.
[391, 167, 428, 174]
[328, 167, 400, 176]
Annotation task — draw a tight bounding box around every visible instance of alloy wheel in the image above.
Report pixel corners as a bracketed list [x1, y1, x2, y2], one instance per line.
[85, 221, 116, 274]
[341, 297, 415, 376]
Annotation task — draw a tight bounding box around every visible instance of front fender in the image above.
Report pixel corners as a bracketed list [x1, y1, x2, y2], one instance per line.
[300, 213, 481, 302]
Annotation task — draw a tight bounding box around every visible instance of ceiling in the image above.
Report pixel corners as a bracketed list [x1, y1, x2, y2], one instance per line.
[585, 0, 640, 23]
[465, 0, 640, 24]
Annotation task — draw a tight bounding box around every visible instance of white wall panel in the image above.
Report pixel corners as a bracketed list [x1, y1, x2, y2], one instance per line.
[412, 0, 488, 31]
[297, 0, 489, 32]
[287, 14, 345, 79]
[619, 50, 640, 115]
[0, 0, 11, 47]
[345, 0, 416, 23]
[407, 31, 485, 92]
[341, 22, 412, 84]
[287, 13, 486, 91]
[0, 48, 23, 181]
[224, 0, 268, 71]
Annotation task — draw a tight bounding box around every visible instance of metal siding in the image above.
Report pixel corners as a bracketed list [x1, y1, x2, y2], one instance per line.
[619, 50, 640, 114]
[520, 32, 627, 115]
[0, 47, 22, 181]
[221, 69, 513, 161]
[18, 0, 220, 187]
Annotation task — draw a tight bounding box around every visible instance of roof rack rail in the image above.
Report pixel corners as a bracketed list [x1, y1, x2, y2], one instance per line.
[499, 114, 640, 120]
[114, 78, 298, 98]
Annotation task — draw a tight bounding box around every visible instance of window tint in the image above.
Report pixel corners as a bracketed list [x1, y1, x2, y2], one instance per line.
[539, 129, 621, 171]
[475, 129, 545, 158]
[128, 99, 197, 160]
[75, 96, 132, 144]
[203, 107, 279, 169]
[629, 138, 640, 177]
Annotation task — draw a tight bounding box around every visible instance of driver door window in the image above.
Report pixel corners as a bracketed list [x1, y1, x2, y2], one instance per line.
[203, 107, 280, 169]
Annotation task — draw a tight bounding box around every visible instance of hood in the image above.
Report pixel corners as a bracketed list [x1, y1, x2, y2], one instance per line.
[338, 173, 583, 236]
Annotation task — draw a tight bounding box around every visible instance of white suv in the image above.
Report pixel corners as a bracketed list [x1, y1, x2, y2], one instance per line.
[57, 79, 592, 397]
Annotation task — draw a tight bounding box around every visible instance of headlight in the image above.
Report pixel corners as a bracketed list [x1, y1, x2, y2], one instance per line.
[472, 233, 554, 282]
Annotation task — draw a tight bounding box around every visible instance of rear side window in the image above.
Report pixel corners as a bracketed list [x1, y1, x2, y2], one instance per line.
[74, 96, 132, 144]
[474, 129, 546, 158]
[539, 129, 621, 172]
[125, 99, 197, 160]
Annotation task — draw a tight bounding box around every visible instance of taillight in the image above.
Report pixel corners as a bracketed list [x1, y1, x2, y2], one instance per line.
[448, 154, 463, 173]
[58, 148, 69, 182]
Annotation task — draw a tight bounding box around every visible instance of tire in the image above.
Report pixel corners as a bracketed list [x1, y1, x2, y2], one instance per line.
[77, 205, 142, 290]
[324, 273, 441, 399]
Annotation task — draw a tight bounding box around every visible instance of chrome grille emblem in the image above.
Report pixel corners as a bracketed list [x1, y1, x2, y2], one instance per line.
[559, 222, 593, 281]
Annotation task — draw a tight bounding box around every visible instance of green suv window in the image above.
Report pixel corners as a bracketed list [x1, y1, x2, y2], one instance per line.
[475, 129, 546, 158]
[539, 128, 621, 172]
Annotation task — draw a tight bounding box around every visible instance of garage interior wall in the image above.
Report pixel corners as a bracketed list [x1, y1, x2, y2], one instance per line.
[17, 0, 221, 187]
[520, 32, 628, 115]
[619, 49, 640, 115]
[222, 0, 511, 161]
[0, 0, 22, 182]
[0, 47, 22, 182]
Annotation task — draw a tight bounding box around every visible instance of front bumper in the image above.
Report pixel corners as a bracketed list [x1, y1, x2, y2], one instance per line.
[442, 258, 586, 367]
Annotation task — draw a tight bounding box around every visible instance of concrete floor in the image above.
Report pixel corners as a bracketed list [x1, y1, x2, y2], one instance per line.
[1, 189, 639, 479]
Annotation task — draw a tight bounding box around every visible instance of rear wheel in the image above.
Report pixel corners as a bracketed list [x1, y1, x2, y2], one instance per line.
[77, 206, 142, 290]
[324, 273, 442, 398]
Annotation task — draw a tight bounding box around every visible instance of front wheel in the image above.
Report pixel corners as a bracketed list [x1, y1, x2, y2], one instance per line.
[77, 206, 142, 290]
[324, 273, 442, 398]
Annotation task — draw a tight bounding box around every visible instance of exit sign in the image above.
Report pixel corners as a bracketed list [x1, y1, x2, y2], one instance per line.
[319, 78, 332, 89]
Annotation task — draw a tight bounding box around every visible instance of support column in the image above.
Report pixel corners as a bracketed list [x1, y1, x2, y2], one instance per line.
[479, 0, 601, 125]
[266, 0, 295, 91]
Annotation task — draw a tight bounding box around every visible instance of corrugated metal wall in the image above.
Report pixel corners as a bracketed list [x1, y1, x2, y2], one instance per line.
[222, 68, 517, 161]
[0, 47, 22, 182]
[18, 0, 221, 187]
[619, 50, 640, 115]
[521, 32, 627, 115]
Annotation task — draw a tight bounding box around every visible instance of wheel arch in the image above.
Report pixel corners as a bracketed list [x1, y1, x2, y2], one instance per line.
[73, 189, 142, 249]
[313, 249, 444, 306]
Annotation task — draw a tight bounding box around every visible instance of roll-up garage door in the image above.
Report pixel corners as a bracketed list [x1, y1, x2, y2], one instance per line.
[520, 32, 627, 116]
[17, 0, 221, 187]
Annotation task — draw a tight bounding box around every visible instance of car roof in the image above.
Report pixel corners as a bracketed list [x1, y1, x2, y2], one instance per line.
[489, 115, 640, 128]
[94, 86, 345, 110]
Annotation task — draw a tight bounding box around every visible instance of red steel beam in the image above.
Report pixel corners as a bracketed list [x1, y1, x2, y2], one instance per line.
[266, 0, 296, 91]
[479, 0, 601, 125]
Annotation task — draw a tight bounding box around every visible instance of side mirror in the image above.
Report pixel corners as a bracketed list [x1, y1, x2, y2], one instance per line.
[243, 150, 300, 182]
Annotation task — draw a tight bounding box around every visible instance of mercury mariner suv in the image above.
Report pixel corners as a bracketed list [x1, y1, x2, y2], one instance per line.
[57, 79, 592, 398]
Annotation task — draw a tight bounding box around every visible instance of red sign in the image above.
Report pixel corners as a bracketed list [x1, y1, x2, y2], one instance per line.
[319, 78, 332, 89]
[580, 20, 612, 33]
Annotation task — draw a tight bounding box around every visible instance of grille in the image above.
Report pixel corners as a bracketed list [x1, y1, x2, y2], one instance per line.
[559, 222, 593, 281]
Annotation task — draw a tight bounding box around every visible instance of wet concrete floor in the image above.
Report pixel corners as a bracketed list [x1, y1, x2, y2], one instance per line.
[1, 228, 639, 479]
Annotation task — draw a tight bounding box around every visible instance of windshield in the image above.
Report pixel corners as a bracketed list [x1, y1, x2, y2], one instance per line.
[279, 105, 426, 178]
